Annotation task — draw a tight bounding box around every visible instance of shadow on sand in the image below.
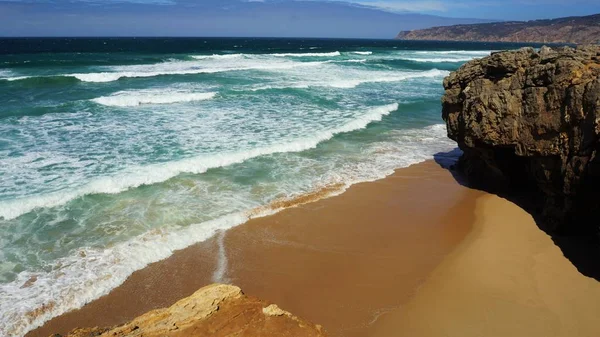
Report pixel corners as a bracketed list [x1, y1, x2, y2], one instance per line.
[433, 148, 600, 282]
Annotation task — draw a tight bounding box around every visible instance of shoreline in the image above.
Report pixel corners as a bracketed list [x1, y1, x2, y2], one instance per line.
[27, 159, 484, 337]
[26, 158, 600, 337]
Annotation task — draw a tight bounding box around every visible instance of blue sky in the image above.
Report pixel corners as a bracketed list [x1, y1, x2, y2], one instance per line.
[346, 0, 600, 20]
[1, 0, 599, 37]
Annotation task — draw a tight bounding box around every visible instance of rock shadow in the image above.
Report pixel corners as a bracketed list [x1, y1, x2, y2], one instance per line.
[433, 148, 600, 282]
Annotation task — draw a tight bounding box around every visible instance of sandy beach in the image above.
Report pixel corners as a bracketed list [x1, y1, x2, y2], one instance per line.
[27, 160, 481, 337]
[371, 194, 600, 337]
[26, 160, 600, 337]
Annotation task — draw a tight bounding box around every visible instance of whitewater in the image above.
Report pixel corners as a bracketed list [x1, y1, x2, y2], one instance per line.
[0, 38, 499, 336]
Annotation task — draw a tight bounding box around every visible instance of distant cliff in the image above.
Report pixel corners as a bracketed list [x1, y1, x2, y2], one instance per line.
[442, 45, 600, 234]
[397, 14, 600, 45]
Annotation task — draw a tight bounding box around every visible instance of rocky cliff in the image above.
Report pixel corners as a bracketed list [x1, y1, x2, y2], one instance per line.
[442, 45, 600, 234]
[49, 284, 327, 337]
[397, 14, 600, 44]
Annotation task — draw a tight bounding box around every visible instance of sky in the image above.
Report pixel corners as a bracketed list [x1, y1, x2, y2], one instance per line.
[348, 0, 600, 20]
[1, 0, 599, 38]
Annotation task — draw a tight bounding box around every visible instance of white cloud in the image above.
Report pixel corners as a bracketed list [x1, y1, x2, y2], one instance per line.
[345, 0, 448, 12]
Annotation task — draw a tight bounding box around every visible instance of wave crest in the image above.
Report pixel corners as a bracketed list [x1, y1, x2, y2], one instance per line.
[2, 58, 330, 83]
[0, 103, 398, 221]
[400, 57, 476, 63]
[91, 91, 217, 107]
[0, 122, 456, 337]
[190, 54, 245, 60]
[271, 51, 341, 57]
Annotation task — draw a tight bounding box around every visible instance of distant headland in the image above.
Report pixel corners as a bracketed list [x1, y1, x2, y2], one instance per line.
[396, 13, 600, 45]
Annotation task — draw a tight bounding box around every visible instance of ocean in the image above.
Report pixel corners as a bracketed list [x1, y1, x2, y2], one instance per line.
[0, 38, 529, 336]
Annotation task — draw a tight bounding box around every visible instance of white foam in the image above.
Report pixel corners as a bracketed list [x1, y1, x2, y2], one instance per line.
[342, 59, 368, 63]
[351, 51, 373, 55]
[190, 54, 245, 60]
[414, 50, 492, 55]
[1, 57, 329, 83]
[389, 50, 493, 64]
[0, 122, 457, 337]
[2, 75, 31, 81]
[400, 57, 476, 63]
[327, 69, 449, 88]
[0, 69, 14, 79]
[271, 51, 341, 57]
[91, 90, 217, 107]
[0, 51, 374, 83]
[75, 59, 328, 82]
[0, 212, 249, 337]
[190, 52, 341, 59]
[212, 230, 229, 283]
[399, 50, 492, 63]
[0, 103, 399, 221]
[249, 68, 449, 91]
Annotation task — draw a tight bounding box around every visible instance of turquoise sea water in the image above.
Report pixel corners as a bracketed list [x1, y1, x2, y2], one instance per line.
[0, 38, 530, 336]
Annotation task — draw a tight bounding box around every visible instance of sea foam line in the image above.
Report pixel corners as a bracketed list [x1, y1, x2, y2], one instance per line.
[413, 50, 492, 55]
[0, 103, 399, 221]
[2, 76, 30, 82]
[212, 230, 229, 283]
[91, 91, 217, 107]
[0, 212, 249, 337]
[326, 69, 449, 88]
[270, 51, 341, 57]
[1, 60, 330, 83]
[248, 68, 449, 91]
[72, 61, 326, 83]
[191, 51, 342, 58]
[0, 51, 370, 83]
[191, 54, 245, 60]
[0, 69, 15, 79]
[0, 122, 456, 337]
[400, 57, 478, 63]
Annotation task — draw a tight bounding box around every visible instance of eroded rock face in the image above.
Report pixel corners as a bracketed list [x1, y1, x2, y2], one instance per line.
[442, 45, 600, 233]
[50, 284, 326, 337]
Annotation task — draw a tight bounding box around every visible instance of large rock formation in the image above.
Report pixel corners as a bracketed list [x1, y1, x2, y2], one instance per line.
[442, 45, 600, 234]
[49, 284, 327, 337]
[397, 14, 600, 44]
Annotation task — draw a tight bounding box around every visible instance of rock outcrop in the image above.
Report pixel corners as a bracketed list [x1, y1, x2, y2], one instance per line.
[442, 45, 600, 234]
[397, 14, 600, 44]
[49, 284, 326, 337]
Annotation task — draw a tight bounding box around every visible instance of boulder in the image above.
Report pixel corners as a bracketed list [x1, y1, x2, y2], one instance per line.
[50, 284, 327, 337]
[442, 45, 600, 234]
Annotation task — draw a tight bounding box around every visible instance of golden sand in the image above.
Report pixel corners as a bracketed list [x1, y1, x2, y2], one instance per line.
[27, 161, 600, 337]
[28, 161, 480, 337]
[371, 194, 600, 337]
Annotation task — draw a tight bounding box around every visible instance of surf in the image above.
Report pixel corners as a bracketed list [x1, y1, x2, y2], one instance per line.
[0, 122, 456, 337]
[0, 103, 399, 221]
[1, 58, 330, 83]
[91, 90, 217, 107]
[400, 57, 480, 63]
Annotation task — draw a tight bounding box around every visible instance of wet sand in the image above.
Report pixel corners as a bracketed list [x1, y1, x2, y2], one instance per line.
[371, 194, 600, 337]
[28, 160, 483, 337]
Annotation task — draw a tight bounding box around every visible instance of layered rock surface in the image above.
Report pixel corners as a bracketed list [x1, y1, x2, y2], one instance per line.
[49, 284, 326, 337]
[442, 45, 600, 233]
